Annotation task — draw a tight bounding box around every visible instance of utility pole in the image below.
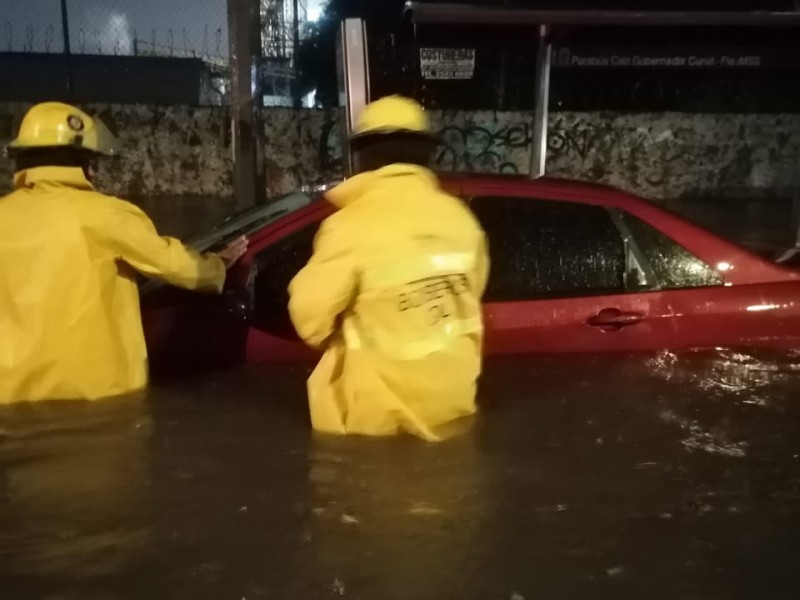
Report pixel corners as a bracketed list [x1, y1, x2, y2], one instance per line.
[227, 0, 265, 208]
[60, 0, 73, 97]
[292, 0, 301, 107]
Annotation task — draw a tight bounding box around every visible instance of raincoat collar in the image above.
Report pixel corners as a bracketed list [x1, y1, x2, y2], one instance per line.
[14, 166, 95, 191]
[326, 164, 438, 209]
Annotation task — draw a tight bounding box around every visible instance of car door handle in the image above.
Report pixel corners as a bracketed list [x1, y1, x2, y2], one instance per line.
[587, 308, 645, 329]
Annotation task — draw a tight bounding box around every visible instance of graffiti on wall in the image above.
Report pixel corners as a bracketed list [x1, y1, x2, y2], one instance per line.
[434, 123, 531, 174]
[0, 103, 234, 199]
[306, 116, 531, 180]
[428, 111, 532, 175]
[547, 115, 689, 191]
[546, 113, 800, 199]
[318, 117, 342, 174]
[2, 104, 799, 203]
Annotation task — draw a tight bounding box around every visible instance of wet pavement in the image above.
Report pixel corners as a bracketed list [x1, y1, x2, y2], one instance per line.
[2, 349, 800, 599]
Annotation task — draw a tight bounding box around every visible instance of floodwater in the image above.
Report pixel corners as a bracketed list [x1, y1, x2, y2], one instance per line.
[3, 349, 800, 599]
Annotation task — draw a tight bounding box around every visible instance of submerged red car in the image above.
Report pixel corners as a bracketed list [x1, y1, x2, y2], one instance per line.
[142, 175, 800, 375]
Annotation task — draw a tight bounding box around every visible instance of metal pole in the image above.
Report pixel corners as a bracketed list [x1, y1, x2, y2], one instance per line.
[336, 19, 370, 177]
[530, 24, 551, 179]
[227, 0, 265, 208]
[60, 0, 73, 97]
[292, 0, 301, 108]
[251, 0, 264, 200]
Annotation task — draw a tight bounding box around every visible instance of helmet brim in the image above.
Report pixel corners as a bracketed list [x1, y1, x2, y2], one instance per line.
[91, 119, 121, 156]
[8, 118, 120, 156]
[350, 128, 435, 143]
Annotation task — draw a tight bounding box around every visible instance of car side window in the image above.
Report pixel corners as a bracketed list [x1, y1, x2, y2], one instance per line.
[620, 212, 724, 289]
[470, 196, 626, 302]
[251, 223, 320, 336]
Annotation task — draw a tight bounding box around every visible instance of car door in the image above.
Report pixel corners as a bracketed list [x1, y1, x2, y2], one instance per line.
[617, 210, 800, 350]
[468, 195, 675, 354]
[141, 191, 323, 375]
[244, 218, 324, 363]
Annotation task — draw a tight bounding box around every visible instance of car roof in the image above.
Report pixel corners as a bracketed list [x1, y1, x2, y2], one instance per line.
[438, 172, 642, 205]
[437, 172, 799, 283]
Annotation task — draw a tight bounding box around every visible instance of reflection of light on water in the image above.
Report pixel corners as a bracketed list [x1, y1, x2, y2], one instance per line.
[649, 347, 800, 419]
[645, 350, 679, 379]
[659, 409, 748, 457]
[648, 344, 800, 457]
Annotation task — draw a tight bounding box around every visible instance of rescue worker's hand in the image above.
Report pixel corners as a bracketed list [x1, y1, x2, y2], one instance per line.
[216, 236, 249, 269]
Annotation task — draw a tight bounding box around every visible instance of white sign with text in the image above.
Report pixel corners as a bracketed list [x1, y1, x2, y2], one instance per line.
[420, 48, 476, 80]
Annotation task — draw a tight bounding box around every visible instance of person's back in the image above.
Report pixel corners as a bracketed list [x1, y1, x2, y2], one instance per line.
[0, 173, 131, 400]
[289, 96, 489, 441]
[335, 165, 486, 438]
[0, 102, 247, 403]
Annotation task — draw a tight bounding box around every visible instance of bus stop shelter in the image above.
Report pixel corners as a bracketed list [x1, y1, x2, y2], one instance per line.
[335, 3, 800, 252]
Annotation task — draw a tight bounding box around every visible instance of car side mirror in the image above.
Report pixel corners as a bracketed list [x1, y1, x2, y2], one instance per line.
[223, 288, 254, 322]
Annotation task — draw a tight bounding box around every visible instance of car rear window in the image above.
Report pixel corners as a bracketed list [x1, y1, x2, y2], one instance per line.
[470, 195, 626, 302]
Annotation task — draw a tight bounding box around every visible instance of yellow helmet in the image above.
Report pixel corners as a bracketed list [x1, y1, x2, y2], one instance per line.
[8, 102, 119, 156]
[352, 95, 429, 139]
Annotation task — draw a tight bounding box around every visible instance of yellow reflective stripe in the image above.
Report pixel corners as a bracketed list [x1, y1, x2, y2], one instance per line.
[342, 319, 363, 351]
[361, 252, 476, 290]
[343, 316, 483, 361]
[440, 315, 483, 337]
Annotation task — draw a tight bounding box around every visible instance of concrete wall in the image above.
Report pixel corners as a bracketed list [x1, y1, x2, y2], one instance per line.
[0, 103, 233, 199]
[2, 103, 799, 203]
[432, 111, 800, 200]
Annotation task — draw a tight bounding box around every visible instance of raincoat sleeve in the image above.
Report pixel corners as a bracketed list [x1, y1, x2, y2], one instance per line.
[94, 199, 226, 292]
[288, 218, 356, 349]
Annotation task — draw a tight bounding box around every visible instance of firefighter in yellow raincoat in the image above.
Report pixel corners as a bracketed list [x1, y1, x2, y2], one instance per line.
[0, 102, 248, 403]
[289, 96, 489, 442]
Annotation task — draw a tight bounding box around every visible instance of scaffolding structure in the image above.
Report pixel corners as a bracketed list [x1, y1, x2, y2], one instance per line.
[262, 0, 307, 59]
[261, 0, 307, 102]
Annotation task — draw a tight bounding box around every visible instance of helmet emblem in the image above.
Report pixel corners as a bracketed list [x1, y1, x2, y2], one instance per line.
[67, 115, 85, 132]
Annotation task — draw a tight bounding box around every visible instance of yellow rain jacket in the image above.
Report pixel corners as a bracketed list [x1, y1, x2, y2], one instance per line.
[0, 166, 225, 404]
[288, 164, 489, 441]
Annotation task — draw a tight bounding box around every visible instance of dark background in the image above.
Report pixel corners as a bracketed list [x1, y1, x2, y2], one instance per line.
[298, 0, 800, 112]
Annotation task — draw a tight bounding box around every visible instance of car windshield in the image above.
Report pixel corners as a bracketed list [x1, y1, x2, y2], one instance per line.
[139, 185, 330, 295]
[181, 189, 318, 254]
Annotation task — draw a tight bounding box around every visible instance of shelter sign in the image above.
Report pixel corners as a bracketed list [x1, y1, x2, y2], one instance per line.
[420, 48, 476, 80]
[552, 47, 800, 70]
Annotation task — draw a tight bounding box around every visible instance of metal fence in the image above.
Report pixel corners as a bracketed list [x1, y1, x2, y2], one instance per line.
[2, 0, 319, 105]
[1, 0, 230, 104]
[3, 0, 228, 60]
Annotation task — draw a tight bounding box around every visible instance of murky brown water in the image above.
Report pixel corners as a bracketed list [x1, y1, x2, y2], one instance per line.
[2, 350, 800, 599]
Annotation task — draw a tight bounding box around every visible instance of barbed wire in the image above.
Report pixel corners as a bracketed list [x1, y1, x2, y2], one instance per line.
[2, 21, 63, 53]
[2, 21, 227, 60]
